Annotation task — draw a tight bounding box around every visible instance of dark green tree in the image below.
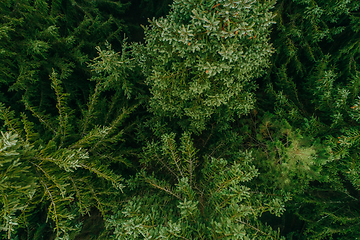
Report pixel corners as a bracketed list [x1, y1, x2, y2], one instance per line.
[253, 0, 360, 238]
[0, 41, 138, 239]
[0, 0, 129, 111]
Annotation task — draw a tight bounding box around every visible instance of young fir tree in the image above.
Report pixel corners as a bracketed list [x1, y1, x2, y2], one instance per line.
[0, 41, 137, 240]
[131, 0, 276, 132]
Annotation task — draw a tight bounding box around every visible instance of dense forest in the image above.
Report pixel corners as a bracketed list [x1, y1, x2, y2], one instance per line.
[1, 0, 360, 239]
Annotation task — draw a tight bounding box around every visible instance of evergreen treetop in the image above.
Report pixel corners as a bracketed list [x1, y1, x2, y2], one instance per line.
[133, 0, 276, 132]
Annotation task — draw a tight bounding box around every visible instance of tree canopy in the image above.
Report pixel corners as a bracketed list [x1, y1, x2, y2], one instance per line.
[1, 0, 360, 239]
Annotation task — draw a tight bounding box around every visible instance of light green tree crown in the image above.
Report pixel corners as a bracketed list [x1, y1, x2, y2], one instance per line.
[133, 0, 276, 131]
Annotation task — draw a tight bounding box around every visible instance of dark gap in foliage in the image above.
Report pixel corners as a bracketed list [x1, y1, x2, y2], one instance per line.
[118, 0, 172, 42]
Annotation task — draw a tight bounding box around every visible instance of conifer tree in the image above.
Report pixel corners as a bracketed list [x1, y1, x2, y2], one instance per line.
[132, 0, 276, 132]
[0, 41, 137, 239]
[253, 0, 360, 238]
[4, 0, 360, 238]
[103, 1, 293, 239]
[107, 131, 286, 239]
[0, 0, 129, 111]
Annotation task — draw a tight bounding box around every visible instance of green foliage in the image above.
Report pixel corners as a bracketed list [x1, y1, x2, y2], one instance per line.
[1, 0, 360, 239]
[257, 0, 360, 238]
[107, 132, 285, 239]
[133, 0, 276, 132]
[0, 0, 129, 111]
[0, 43, 137, 239]
[88, 40, 136, 99]
[239, 112, 331, 193]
